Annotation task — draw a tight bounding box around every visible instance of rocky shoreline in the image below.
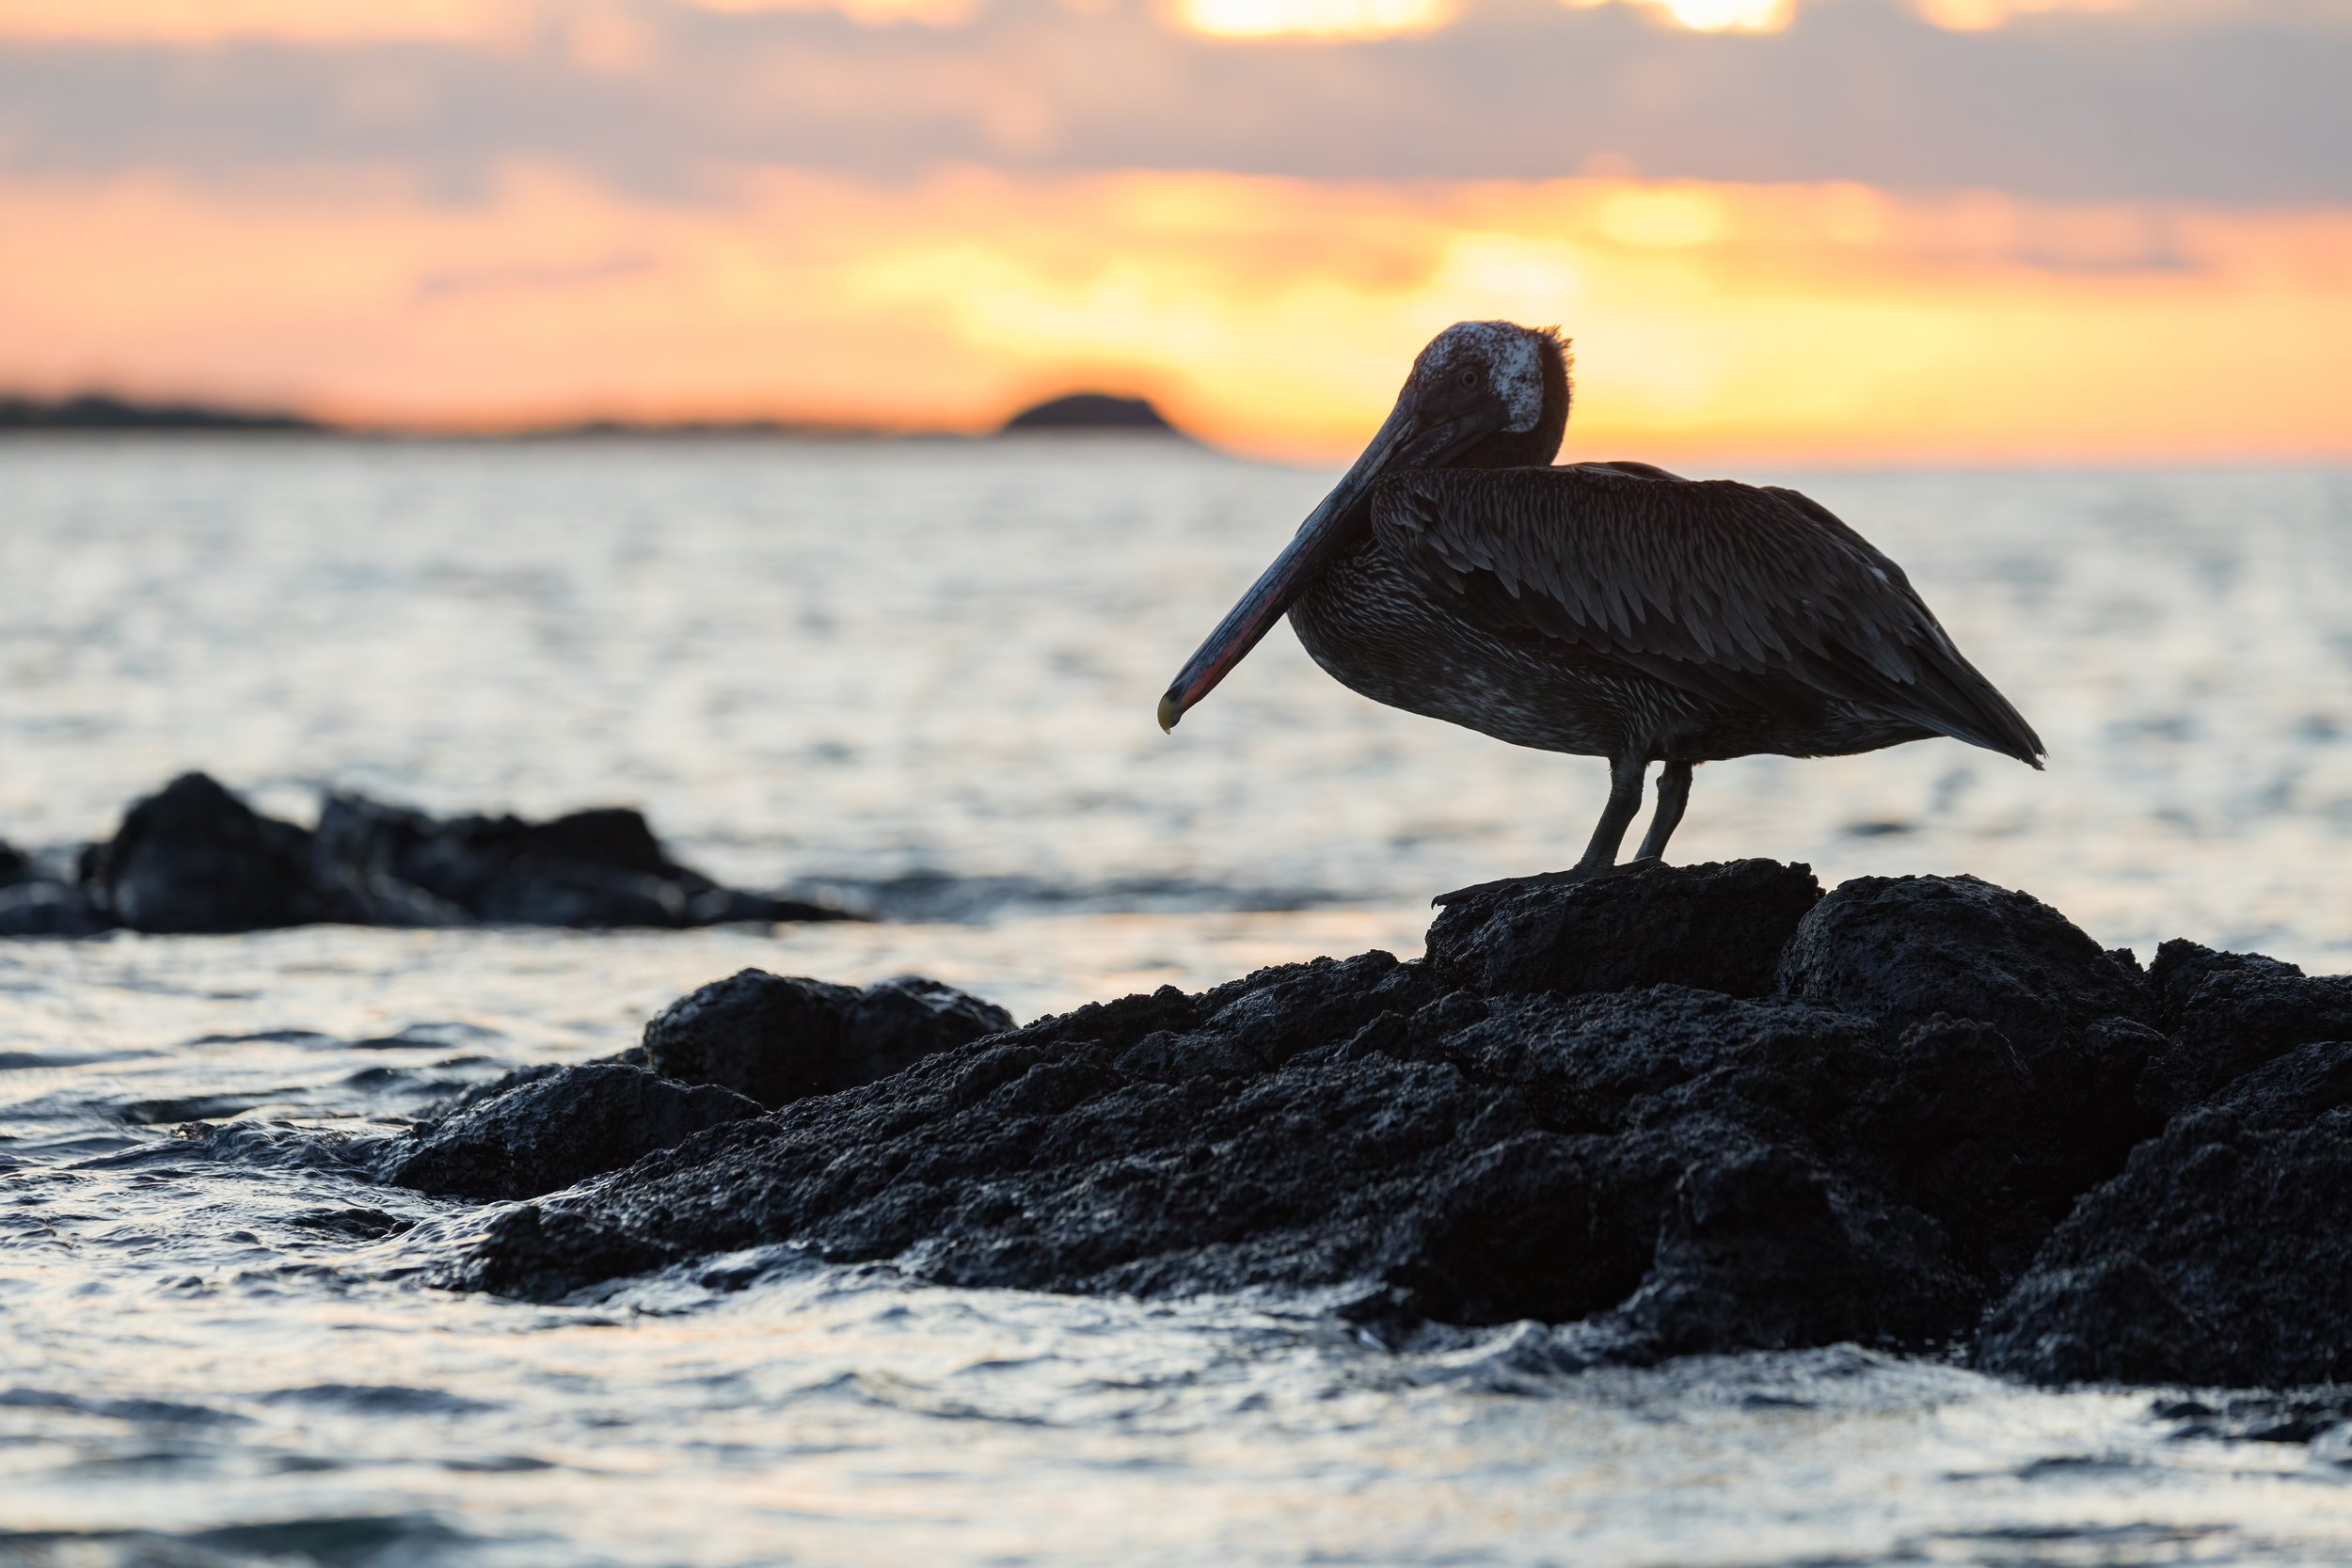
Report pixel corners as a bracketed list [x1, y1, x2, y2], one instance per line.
[0, 772, 860, 935]
[298, 860, 2352, 1391]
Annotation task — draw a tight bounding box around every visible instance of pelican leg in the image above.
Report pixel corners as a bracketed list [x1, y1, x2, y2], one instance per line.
[1433, 753, 1648, 905]
[1575, 752, 1650, 872]
[1630, 760, 1693, 863]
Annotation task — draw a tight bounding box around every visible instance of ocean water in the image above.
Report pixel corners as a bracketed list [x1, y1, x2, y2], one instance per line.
[4, 436, 2351, 1565]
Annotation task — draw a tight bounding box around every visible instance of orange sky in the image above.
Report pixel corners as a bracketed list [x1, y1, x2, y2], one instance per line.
[2, 0, 2346, 461]
[6, 164, 2345, 461]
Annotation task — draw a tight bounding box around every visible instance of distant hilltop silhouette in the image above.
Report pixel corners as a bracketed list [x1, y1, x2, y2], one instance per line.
[996, 392, 1185, 437]
[0, 388, 1197, 442]
[0, 392, 319, 433]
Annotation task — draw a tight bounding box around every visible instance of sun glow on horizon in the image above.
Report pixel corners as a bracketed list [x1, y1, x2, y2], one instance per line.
[0, 165, 2344, 464]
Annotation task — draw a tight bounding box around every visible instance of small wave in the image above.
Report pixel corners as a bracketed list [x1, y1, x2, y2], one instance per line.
[0, 1388, 248, 1427]
[0, 1513, 483, 1568]
[257, 1384, 499, 1417]
[795, 869, 1347, 924]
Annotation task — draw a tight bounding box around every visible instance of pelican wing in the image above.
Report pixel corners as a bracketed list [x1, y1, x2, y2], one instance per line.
[1369, 464, 2044, 764]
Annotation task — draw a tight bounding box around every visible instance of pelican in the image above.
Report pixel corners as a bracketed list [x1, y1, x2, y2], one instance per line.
[1155, 322, 2042, 900]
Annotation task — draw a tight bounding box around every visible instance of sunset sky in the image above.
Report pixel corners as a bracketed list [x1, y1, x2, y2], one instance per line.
[1, 0, 2346, 459]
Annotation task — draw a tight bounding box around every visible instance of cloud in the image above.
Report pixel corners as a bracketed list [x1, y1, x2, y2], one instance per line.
[0, 0, 2346, 203]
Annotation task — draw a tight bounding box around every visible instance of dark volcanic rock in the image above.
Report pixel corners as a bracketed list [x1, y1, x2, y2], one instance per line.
[84, 773, 332, 933]
[44, 772, 852, 936]
[1425, 859, 1819, 999]
[1977, 1040, 2352, 1387]
[2138, 940, 2352, 1114]
[389, 1063, 762, 1202]
[450, 960, 1994, 1361]
[0, 880, 111, 936]
[641, 969, 1015, 1109]
[1778, 873, 2164, 1194]
[0, 840, 26, 886]
[429, 862, 2352, 1388]
[315, 794, 854, 928]
[448, 875, 2052, 1360]
[1777, 874, 2147, 1048]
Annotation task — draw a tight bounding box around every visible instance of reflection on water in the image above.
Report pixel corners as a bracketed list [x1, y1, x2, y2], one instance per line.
[1, 438, 2348, 962]
[3, 440, 2351, 1564]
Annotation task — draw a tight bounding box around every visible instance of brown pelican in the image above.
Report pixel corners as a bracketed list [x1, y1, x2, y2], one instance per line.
[1155, 322, 2042, 899]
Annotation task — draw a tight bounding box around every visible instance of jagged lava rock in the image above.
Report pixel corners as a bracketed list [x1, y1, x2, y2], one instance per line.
[1778, 874, 2148, 1047]
[315, 795, 851, 928]
[1778, 872, 2164, 1189]
[641, 970, 1016, 1109]
[448, 865, 2134, 1364]
[438, 863, 2352, 1385]
[1978, 1040, 2352, 1387]
[2137, 940, 2352, 1114]
[84, 773, 332, 933]
[51, 772, 850, 936]
[449, 958, 1998, 1357]
[389, 1063, 762, 1202]
[0, 881, 111, 936]
[1426, 859, 1820, 998]
[0, 840, 109, 935]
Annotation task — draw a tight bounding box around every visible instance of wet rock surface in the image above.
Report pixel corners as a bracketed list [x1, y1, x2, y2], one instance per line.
[8, 771, 860, 935]
[424, 861, 2350, 1389]
[313, 794, 853, 928]
[2137, 940, 2352, 1114]
[83, 773, 334, 934]
[1977, 1039, 2352, 1387]
[642, 970, 1016, 1110]
[1425, 858, 1820, 1000]
[374, 972, 1014, 1201]
[387, 1064, 764, 1202]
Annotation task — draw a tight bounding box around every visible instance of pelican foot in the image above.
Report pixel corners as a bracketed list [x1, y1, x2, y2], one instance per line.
[1431, 861, 1648, 908]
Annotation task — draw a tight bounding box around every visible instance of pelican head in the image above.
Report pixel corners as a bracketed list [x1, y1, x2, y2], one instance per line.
[1157, 321, 1571, 732]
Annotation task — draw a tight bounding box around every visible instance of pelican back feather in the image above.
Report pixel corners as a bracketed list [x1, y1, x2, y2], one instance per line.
[1368, 464, 2045, 767]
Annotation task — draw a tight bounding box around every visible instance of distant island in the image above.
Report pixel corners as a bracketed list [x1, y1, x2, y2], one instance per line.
[0, 392, 320, 433]
[0, 388, 1196, 443]
[996, 392, 1184, 436]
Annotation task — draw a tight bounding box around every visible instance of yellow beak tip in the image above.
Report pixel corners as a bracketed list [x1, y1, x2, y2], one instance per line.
[1156, 694, 1183, 734]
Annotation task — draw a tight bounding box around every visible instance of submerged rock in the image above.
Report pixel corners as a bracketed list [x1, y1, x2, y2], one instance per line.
[24, 771, 861, 935]
[0, 880, 111, 937]
[0, 841, 107, 937]
[642, 970, 1016, 1109]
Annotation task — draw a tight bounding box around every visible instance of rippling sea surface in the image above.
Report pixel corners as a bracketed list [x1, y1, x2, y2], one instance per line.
[4, 437, 2350, 1565]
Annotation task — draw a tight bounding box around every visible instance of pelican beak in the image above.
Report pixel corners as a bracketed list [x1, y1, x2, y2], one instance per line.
[1157, 397, 1422, 732]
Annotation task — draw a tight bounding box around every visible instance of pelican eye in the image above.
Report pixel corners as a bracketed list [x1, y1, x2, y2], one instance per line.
[1456, 367, 1479, 389]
